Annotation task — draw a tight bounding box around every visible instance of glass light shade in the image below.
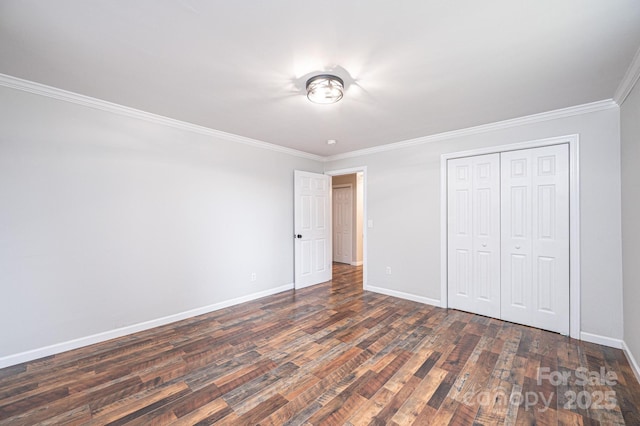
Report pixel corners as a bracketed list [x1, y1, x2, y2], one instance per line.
[306, 74, 344, 104]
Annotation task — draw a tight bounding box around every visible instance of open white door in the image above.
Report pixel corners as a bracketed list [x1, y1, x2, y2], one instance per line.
[294, 170, 331, 289]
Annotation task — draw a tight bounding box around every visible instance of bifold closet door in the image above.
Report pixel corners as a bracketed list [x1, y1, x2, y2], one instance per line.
[447, 154, 501, 318]
[500, 144, 569, 335]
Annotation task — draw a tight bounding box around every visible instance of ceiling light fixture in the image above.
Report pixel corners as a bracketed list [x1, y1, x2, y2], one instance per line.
[306, 74, 344, 104]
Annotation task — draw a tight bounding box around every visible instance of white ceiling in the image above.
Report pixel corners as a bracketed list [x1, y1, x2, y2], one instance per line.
[1, 1, 639, 156]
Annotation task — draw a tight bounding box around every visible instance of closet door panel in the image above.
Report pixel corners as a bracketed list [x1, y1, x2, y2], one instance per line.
[448, 154, 500, 318]
[531, 145, 569, 334]
[501, 150, 534, 327]
[500, 145, 569, 334]
[472, 155, 501, 316]
[448, 159, 474, 312]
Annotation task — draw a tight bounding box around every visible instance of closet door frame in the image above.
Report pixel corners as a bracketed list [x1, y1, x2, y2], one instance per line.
[440, 134, 580, 338]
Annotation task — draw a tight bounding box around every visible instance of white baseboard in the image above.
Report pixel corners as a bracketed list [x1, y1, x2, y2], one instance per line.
[0, 283, 293, 369]
[580, 331, 624, 349]
[364, 284, 441, 308]
[350, 261, 363, 266]
[622, 340, 640, 384]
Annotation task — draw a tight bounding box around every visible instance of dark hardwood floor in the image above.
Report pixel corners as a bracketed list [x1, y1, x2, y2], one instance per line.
[1, 263, 639, 425]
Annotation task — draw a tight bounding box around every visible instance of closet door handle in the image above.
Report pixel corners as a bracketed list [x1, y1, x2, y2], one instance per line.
[515, 245, 521, 250]
[481, 243, 487, 247]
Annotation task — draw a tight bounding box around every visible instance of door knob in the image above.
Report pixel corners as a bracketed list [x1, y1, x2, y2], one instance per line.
[515, 245, 521, 249]
[295, 234, 302, 239]
[481, 243, 487, 247]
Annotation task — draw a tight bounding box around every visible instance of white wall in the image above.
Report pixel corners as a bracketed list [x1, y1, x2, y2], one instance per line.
[326, 107, 624, 341]
[621, 79, 640, 369]
[0, 85, 323, 361]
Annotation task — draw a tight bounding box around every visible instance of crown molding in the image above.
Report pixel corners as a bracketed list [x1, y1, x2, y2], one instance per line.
[324, 99, 617, 162]
[0, 73, 324, 162]
[0, 73, 620, 164]
[614, 45, 640, 105]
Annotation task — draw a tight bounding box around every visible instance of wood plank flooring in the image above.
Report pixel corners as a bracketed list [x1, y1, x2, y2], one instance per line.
[1, 263, 639, 425]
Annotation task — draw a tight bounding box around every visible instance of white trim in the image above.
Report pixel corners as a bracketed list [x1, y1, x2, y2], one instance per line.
[440, 154, 449, 309]
[568, 137, 581, 339]
[325, 100, 615, 161]
[350, 261, 363, 266]
[622, 340, 640, 384]
[1, 73, 618, 164]
[0, 73, 323, 162]
[614, 45, 640, 105]
[580, 332, 623, 349]
[364, 284, 441, 308]
[324, 167, 368, 289]
[0, 283, 293, 369]
[440, 134, 581, 338]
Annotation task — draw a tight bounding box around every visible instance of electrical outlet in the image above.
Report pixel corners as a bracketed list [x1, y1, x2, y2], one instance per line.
[251, 272, 257, 282]
[385, 266, 392, 275]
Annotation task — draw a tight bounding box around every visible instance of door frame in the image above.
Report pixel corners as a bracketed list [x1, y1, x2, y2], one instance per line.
[332, 184, 354, 264]
[440, 134, 580, 338]
[325, 166, 368, 288]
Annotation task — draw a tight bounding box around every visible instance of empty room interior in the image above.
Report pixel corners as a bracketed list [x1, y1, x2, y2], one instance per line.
[2, 1, 640, 424]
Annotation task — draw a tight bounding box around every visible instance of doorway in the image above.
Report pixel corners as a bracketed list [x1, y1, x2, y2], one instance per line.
[332, 185, 353, 264]
[331, 174, 363, 266]
[326, 167, 367, 288]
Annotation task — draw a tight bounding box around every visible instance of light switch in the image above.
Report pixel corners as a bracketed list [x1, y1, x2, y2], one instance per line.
[368, 219, 374, 228]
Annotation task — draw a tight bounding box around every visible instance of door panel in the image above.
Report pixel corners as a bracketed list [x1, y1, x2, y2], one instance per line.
[509, 253, 528, 307]
[456, 190, 470, 235]
[510, 186, 528, 238]
[501, 144, 569, 334]
[295, 171, 331, 289]
[531, 145, 569, 334]
[477, 251, 491, 300]
[448, 161, 473, 310]
[455, 249, 471, 296]
[448, 154, 501, 318]
[501, 150, 533, 322]
[537, 256, 554, 312]
[301, 241, 312, 275]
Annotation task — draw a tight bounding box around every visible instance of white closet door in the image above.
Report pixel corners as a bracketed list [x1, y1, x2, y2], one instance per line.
[501, 144, 569, 334]
[447, 154, 501, 318]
